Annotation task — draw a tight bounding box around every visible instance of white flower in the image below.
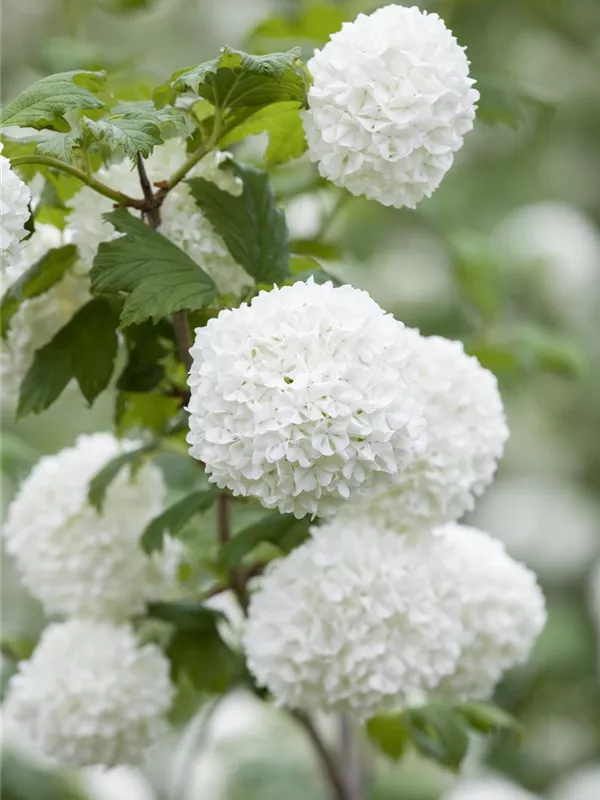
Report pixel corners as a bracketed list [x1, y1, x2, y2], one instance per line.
[472, 477, 600, 583]
[433, 523, 546, 700]
[0, 224, 91, 404]
[444, 776, 541, 800]
[81, 766, 156, 800]
[302, 4, 479, 208]
[551, 764, 600, 800]
[66, 140, 250, 294]
[244, 518, 464, 718]
[0, 143, 31, 262]
[3, 620, 173, 767]
[3, 433, 177, 621]
[342, 332, 508, 533]
[187, 279, 427, 518]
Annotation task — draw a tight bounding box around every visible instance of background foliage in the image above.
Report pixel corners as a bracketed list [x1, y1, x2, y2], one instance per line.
[1, 0, 600, 798]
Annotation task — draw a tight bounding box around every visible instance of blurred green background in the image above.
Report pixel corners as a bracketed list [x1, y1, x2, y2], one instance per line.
[2, 0, 600, 798]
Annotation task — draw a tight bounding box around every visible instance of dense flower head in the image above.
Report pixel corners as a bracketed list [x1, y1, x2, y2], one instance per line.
[303, 4, 479, 208]
[244, 517, 464, 718]
[0, 143, 32, 261]
[433, 523, 546, 700]
[3, 620, 173, 767]
[3, 433, 177, 620]
[342, 331, 508, 533]
[66, 140, 250, 294]
[187, 279, 427, 518]
[0, 224, 91, 404]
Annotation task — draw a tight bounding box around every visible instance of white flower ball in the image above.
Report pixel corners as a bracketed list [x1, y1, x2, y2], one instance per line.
[0, 143, 31, 262]
[343, 332, 508, 533]
[66, 141, 251, 294]
[81, 766, 156, 800]
[303, 5, 479, 208]
[187, 279, 427, 518]
[444, 776, 541, 800]
[3, 620, 173, 767]
[433, 524, 546, 700]
[3, 433, 177, 620]
[472, 477, 600, 583]
[244, 518, 464, 718]
[0, 224, 90, 404]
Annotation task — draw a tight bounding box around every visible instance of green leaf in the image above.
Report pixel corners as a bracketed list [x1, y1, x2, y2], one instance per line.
[0, 70, 106, 131]
[220, 512, 310, 569]
[91, 210, 218, 327]
[406, 705, 470, 772]
[115, 392, 181, 437]
[80, 115, 162, 159]
[0, 634, 36, 663]
[88, 442, 157, 512]
[117, 320, 172, 393]
[365, 713, 411, 760]
[454, 701, 518, 734]
[11, 129, 80, 161]
[166, 47, 308, 112]
[1, 245, 78, 338]
[141, 489, 219, 554]
[188, 164, 289, 283]
[221, 100, 307, 166]
[289, 255, 339, 285]
[147, 601, 242, 693]
[17, 298, 118, 417]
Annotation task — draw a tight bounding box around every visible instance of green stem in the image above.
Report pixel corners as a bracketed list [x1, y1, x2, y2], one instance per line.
[10, 155, 145, 209]
[163, 142, 211, 193]
[162, 108, 234, 194]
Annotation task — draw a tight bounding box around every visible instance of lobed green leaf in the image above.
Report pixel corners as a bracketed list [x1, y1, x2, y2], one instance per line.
[0, 70, 106, 131]
[91, 210, 218, 327]
[188, 164, 289, 284]
[17, 298, 118, 418]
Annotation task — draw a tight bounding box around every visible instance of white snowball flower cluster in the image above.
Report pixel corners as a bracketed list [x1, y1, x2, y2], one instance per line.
[0, 224, 91, 404]
[342, 332, 508, 533]
[66, 140, 251, 294]
[187, 279, 427, 518]
[303, 4, 479, 208]
[2, 620, 173, 768]
[433, 524, 546, 700]
[443, 776, 541, 800]
[0, 142, 31, 263]
[244, 518, 464, 718]
[3, 432, 177, 620]
[245, 520, 545, 715]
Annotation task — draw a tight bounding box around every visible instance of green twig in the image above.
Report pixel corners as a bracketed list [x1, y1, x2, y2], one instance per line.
[10, 155, 145, 209]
